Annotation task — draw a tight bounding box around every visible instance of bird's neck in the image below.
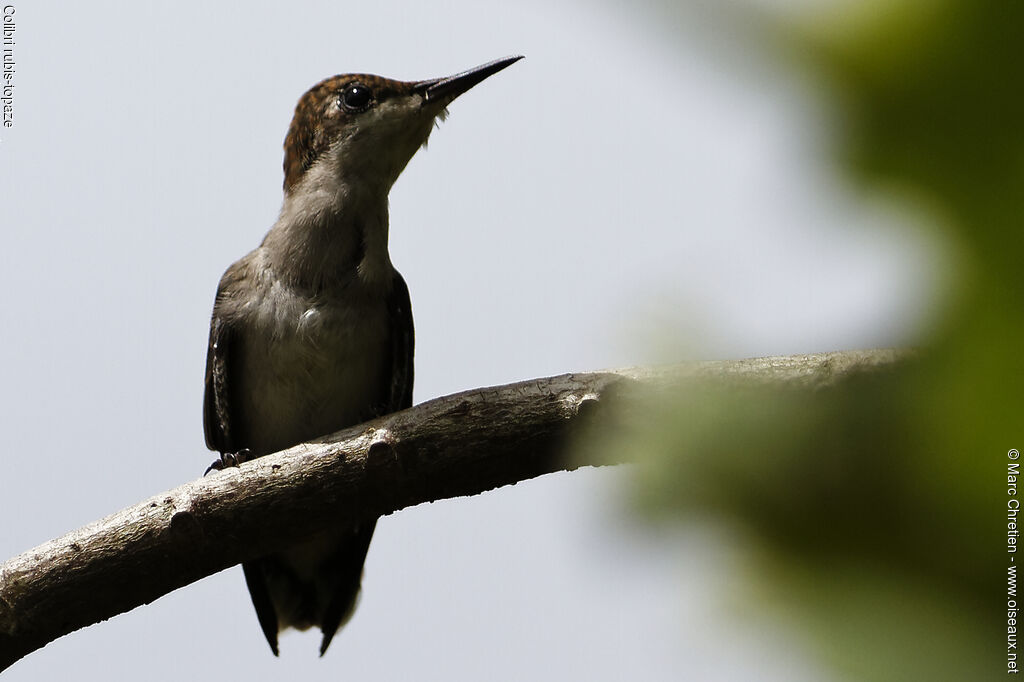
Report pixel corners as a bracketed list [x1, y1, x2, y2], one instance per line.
[263, 163, 393, 293]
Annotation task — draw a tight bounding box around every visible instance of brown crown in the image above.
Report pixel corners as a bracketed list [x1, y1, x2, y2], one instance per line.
[282, 74, 414, 193]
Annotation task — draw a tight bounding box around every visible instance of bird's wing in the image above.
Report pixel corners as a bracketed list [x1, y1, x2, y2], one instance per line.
[317, 268, 414, 656]
[203, 308, 235, 455]
[203, 258, 253, 454]
[386, 269, 415, 412]
[202, 262, 283, 655]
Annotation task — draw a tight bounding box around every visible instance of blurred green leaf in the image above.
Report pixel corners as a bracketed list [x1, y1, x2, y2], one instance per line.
[595, 0, 1023, 678]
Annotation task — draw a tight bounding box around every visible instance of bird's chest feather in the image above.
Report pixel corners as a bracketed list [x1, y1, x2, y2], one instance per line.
[235, 280, 391, 455]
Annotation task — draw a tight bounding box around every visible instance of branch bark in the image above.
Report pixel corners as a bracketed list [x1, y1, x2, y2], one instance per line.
[0, 349, 904, 670]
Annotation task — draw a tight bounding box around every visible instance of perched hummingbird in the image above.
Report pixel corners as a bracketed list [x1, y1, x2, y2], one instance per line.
[202, 55, 523, 656]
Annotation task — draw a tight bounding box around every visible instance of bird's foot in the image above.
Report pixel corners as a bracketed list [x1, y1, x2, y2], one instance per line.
[204, 448, 253, 475]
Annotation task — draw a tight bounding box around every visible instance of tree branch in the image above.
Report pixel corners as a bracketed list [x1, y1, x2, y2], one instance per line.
[0, 349, 904, 670]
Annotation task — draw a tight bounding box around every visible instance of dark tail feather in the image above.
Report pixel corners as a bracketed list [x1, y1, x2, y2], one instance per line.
[242, 560, 280, 656]
[318, 520, 378, 656]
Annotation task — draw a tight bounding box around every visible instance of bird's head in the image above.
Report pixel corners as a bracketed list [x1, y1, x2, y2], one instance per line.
[282, 56, 523, 198]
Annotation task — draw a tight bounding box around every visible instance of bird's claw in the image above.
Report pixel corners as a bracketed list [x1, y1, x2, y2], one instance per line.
[204, 448, 253, 475]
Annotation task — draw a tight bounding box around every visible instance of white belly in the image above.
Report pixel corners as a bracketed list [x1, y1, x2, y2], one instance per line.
[234, 282, 392, 457]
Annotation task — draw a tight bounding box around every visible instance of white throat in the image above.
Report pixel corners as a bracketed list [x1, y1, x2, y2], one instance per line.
[264, 152, 393, 291]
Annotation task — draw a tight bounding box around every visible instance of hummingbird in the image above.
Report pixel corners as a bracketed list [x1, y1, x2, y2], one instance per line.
[202, 55, 523, 656]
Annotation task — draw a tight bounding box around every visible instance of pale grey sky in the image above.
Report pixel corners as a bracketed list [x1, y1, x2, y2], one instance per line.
[0, 1, 936, 679]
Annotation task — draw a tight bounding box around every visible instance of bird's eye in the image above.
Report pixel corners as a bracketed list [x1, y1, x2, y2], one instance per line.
[339, 84, 373, 112]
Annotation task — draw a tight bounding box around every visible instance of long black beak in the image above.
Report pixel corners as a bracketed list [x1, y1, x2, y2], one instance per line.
[413, 55, 523, 103]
